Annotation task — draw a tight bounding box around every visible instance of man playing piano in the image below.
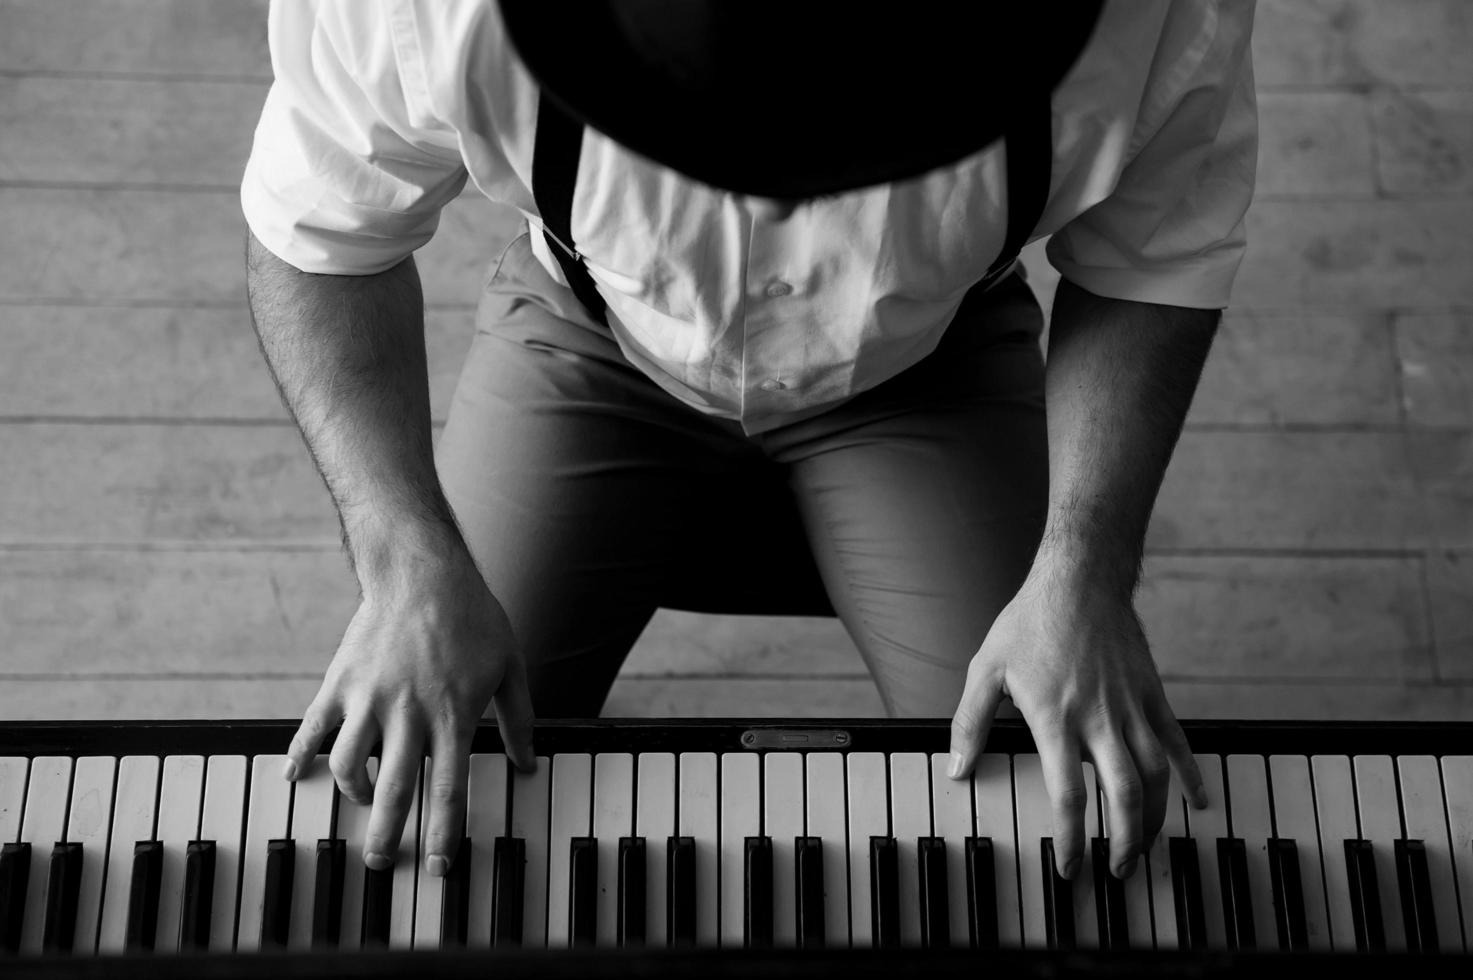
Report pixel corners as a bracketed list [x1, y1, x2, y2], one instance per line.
[245, 0, 1254, 897]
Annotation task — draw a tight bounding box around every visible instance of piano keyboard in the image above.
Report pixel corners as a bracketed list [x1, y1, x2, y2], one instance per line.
[1, 720, 1471, 959]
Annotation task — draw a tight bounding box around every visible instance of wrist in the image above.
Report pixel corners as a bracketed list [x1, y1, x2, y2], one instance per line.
[1028, 528, 1141, 604]
[347, 510, 474, 599]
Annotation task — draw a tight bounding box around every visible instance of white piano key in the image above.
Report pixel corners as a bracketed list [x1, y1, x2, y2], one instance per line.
[805, 752, 848, 947]
[930, 753, 972, 948]
[974, 754, 1020, 946]
[335, 758, 375, 950]
[1013, 754, 1050, 949]
[845, 752, 887, 947]
[388, 761, 422, 949]
[678, 753, 719, 946]
[1397, 756, 1463, 952]
[1225, 755, 1278, 949]
[720, 752, 759, 948]
[1071, 763, 1100, 949]
[592, 753, 634, 948]
[465, 753, 509, 948]
[635, 753, 674, 948]
[546, 753, 591, 947]
[154, 755, 205, 953]
[0, 759, 26, 844]
[288, 755, 335, 950]
[65, 756, 116, 954]
[1099, 768, 1152, 949]
[199, 755, 246, 952]
[510, 755, 552, 947]
[235, 754, 290, 952]
[1146, 771, 1188, 949]
[1267, 755, 1331, 950]
[889, 753, 930, 947]
[18, 757, 72, 954]
[1186, 754, 1228, 949]
[1441, 756, 1473, 952]
[97, 755, 160, 953]
[1311, 755, 1359, 950]
[764, 752, 803, 947]
[1353, 755, 1406, 951]
[412, 757, 443, 951]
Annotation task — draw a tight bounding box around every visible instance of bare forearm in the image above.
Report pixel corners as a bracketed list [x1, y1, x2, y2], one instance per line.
[244, 231, 464, 585]
[1036, 277, 1219, 597]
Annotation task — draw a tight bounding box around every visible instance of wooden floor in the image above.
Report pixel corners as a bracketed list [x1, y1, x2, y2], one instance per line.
[1, 0, 1470, 723]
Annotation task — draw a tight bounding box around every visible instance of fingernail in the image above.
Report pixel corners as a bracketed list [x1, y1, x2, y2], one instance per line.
[1118, 857, 1138, 879]
[426, 854, 448, 877]
[281, 759, 297, 781]
[947, 752, 965, 779]
[1192, 786, 1209, 808]
[364, 850, 391, 871]
[1063, 857, 1081, 880]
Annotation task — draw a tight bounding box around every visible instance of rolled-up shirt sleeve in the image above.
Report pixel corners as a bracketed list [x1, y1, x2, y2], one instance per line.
[241, 0, 469, 275]
[1047, 0, 1258, 310]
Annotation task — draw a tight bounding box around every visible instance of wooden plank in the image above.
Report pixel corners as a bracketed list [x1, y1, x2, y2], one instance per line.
[1160, 680, 1473, 723]
[0, 677, 321, 720]
[0, 0, 271, 77]
[1396, 314, 1473, 428]
[1427, 550, 1473, 681]
[1189, 312, 1398, 427]
[0, 77, 265, 186]
[0, 189, 522, 307]
[4, 427, 1466, 549]
[1256, 92, 1376, 198]
[1233, 200, 1473, 309]
[1254, 0, 1473, 88]
[1371, 89, 1473, 196]
[0, 306, 475, 422]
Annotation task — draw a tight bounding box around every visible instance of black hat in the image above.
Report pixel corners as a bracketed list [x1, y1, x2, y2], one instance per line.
[499, 0, 1104, 199]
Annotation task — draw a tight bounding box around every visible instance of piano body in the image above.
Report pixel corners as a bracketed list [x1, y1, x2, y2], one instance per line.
[1, 718, 1472, 977]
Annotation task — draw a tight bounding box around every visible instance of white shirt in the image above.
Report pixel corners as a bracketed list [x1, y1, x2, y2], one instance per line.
[241, 0, 1258, 435]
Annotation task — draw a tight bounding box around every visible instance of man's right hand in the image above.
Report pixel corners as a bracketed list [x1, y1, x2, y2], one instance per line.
[281, 529, 537, 877]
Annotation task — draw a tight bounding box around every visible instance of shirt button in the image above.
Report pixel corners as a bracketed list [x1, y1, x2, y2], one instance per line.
[764, 279, 793, 299]
[759, 379, 785, 392]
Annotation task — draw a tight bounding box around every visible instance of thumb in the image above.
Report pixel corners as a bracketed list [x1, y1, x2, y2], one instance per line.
[492, 655, 538, 773]
[948, 661, 1004, 780]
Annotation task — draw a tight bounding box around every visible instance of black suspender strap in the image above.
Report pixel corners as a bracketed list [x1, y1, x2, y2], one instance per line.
[979, 97, 1054, 288]
[532, 89, 610, 327]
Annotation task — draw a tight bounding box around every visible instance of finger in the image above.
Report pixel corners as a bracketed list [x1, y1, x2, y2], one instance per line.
[285, 689, 342, 782]
[328, 707, 380, 806]
[422, 728, 470, 877]
[364, 719, 423, 871]
[947, 660, 1004, 781]
[492, 655, 538, 773]
[1146, 690, 1207, 808]
[1090, 733, 1146, 879]
[1035, 726, 1087, 879]
[1124, 718, 1172, 852]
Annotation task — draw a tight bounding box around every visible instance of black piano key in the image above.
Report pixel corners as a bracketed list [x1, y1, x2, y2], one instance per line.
[41, 842, 83, 954]
[569, 836, 597, 947]
[1040, 838, 1075, 952]
[441, 837, 471, 948]
[179, 840, 216, 952]
[964, 836, 998, 950]
[869, 836, 900, 949]
[1217, 837, 1256, 950]
[918, 836, 949, 948]
[1268, 838, 1308, 951]
[259, 838, 294, 949]
[618, 836, 646, 948]
[312, 838, 345, 949]
[667, 836, 697, 948]
[125, 840, 164, 952]
[1169, 837, 1207, 950]
[744, 836, 773, 948]
[795, 836, 825, 948]
[1395, 838, 1438, 952]
[491, 836, 525, 947]
[1092, 838, 1129, 950]
[1, 842, 30, 954]
[1344, 838, 1386, 952]
[362, 865, 393, 947]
